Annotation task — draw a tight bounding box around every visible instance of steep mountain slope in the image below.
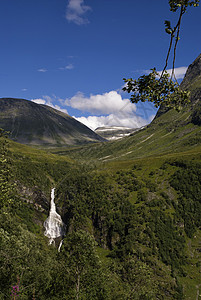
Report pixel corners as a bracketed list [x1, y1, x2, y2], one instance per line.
[0, 98, 105, 146]
[180, 53, 201, 91]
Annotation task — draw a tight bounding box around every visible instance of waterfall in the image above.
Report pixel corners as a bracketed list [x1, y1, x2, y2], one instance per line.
[58, 239, 64, 252]
[44, 188, 66, 248]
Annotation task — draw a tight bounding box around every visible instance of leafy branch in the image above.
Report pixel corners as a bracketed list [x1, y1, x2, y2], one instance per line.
[123, 68, 190, 111]
[123, 0, 199, 110]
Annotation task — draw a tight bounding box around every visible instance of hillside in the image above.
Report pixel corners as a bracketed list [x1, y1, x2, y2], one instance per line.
[0, 98, 105, 146]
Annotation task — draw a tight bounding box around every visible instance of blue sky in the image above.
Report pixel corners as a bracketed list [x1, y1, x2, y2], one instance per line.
[0, 0, 201, 130]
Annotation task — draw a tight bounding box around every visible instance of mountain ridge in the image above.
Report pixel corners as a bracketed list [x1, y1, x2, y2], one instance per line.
[0, 98, 105, 146]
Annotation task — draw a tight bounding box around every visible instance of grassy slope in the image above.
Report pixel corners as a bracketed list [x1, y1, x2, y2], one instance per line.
[50, 105, 201, 164]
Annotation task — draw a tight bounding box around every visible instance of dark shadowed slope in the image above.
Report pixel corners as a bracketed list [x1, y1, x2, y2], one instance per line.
[0, 98, 105, 146]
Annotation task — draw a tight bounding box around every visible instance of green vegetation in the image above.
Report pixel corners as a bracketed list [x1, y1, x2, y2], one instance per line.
[50, 105, 201, 166]
[0, 129, 17, 211]
[1, 127, 201, 299]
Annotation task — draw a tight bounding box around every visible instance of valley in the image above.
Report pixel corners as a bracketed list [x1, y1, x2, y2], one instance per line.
[0, 54, 201, 299]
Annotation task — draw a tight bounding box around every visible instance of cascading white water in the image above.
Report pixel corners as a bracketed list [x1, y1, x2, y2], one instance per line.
[58, 239, 64, 252]
[44, 188, 66, 247]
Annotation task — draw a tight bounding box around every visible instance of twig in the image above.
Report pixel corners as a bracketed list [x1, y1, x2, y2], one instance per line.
[161, 4, 185, 82]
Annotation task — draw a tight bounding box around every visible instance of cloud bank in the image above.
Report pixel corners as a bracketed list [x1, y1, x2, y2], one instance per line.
[64, 90, 152, 130]
[66, 0, 92, 25]
[75, 114, 148, 131]
[65, 91, 136, 115]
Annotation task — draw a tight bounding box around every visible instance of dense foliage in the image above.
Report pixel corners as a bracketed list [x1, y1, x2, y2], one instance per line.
[169, 160, 201, 237]
[123, 69, 190, 111]
[0, 129, 18, 211]
[191, 104, 201, 125]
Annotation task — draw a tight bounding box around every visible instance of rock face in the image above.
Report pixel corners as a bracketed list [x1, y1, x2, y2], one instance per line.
[17, 184, 49, 212]
[182, 54, 201, 115]
[0, 98, 105, 146]
[180, 53, 201, 90]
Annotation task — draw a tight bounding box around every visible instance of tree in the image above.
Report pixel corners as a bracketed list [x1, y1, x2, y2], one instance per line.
[123, 0, 199, 111]
[0, 215, 54, 299]
[55, 230, 110, 300]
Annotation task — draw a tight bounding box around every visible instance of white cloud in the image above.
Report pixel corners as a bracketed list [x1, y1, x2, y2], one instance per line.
[32, 99, 46, 105]
[53, 105, 68, 114]
[64, 90, 154, 130]
[38, 68, 47, 73]
[59, 64, 74, 70]
[65, 64, 74, 70]
[75, 113, 147, 131]
[166, 67, 188, 79]
[31, 97, 68, 114]
[66, 0, 92, 25]
[21, 88, 27, 92]
[143, 66, 187, 80]
[156, 66, 188, 79]
[65, 91, 136, 115]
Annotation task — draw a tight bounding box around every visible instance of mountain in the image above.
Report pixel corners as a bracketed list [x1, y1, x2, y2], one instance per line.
[181, 53, 201, 126]
[95, 126, 141, 140]
[0, 98, 105, 146]
[180, 53, 201, 91]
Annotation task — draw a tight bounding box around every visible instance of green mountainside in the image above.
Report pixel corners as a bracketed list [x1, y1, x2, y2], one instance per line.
[1, 54, 201, 299]
[0, 98, 105, 146]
